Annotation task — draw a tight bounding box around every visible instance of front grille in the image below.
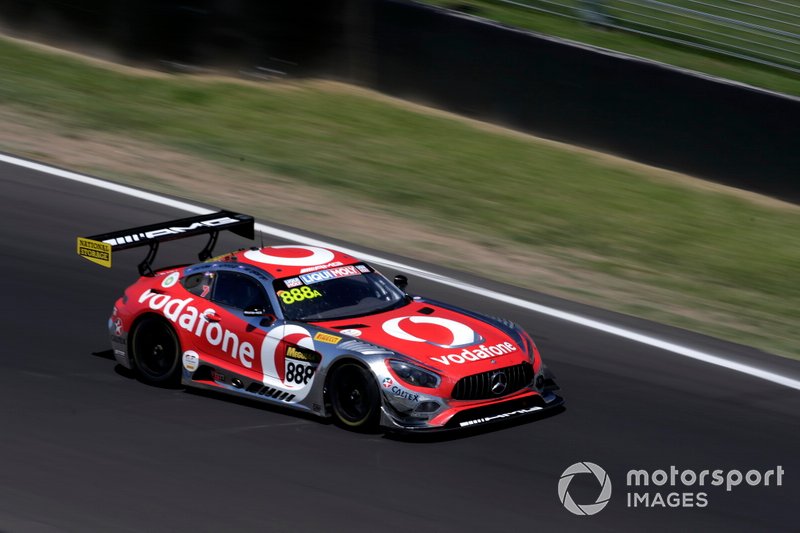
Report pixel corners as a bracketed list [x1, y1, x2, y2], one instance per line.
[451, 363, 534, 400]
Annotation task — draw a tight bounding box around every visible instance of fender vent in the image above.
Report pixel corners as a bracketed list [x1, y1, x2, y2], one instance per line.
[417, 307, 435, 314]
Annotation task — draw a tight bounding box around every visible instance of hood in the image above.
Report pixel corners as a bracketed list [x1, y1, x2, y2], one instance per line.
[316, 300, 528, 378]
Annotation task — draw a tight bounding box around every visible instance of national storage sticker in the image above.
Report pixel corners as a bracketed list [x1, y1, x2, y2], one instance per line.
[77, 237, 112, 268]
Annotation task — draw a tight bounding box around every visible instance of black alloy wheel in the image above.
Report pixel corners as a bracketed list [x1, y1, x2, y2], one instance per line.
[130, 316, 181, 386]
[329, 363, 381, 431]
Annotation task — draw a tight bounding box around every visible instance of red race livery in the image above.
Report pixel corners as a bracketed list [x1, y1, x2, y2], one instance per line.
[79, 211, 563, 432]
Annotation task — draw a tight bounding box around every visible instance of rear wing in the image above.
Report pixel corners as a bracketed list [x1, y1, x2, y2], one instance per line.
[77, 210, 254, 276]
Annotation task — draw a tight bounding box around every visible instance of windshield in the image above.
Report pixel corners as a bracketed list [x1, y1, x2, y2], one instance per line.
[273, 264, 408, 321]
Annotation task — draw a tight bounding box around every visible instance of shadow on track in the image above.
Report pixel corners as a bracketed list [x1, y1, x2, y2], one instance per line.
[99, 347, 566, 441]
[91, 349, 116, 361]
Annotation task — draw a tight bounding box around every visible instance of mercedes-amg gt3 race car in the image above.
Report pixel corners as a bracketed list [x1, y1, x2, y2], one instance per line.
[77, 211, 563, 432]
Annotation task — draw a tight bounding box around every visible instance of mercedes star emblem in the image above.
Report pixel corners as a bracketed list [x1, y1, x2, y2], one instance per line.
[490, 371, 508, 395]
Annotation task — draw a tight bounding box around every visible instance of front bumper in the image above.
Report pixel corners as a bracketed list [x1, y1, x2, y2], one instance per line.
[379, 388, 564, 433]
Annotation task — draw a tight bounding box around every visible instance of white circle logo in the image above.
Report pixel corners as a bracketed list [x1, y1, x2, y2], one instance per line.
[182, 350, 199, 372]
[558, 462, 612, 516]
[243, 246, 335, 267]
[381, 316, 478, 348]
[161, 271, 180, 288]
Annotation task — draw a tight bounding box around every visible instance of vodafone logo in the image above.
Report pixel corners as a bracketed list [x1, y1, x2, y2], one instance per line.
[380, 315, 519, 366]
[244, 245, 335, 267]
[381, 316, 481, 348]
[138, 290, 255, 369]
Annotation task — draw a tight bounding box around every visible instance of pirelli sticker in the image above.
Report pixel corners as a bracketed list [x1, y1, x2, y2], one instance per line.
[77, 237, 112, 268]
[313, 332, 341, 344]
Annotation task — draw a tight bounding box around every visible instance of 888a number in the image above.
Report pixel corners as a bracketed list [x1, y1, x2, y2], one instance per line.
[286, 361, 315, 385]
[279, 286, 322, 305]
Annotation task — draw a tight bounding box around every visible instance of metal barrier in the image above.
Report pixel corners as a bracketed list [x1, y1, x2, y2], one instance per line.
[490, 0, 800, 74]
[373, 0, 800, 202]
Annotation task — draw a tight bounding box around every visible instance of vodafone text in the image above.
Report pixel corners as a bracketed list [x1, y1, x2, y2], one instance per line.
[430, 342, 517, 365]
[139, 289, 255, 368]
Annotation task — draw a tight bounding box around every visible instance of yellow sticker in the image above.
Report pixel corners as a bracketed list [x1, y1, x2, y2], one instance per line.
[77, 237, 112, 268]
[286, 345, 321, 363]
[314, 332, 342, 344]
[278, 287, 323, 305]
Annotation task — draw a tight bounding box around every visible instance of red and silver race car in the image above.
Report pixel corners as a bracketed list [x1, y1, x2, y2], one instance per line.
[78, 211, 562, 432]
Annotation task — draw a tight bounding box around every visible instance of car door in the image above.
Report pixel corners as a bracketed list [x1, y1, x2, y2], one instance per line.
[183, 269, 276, 380]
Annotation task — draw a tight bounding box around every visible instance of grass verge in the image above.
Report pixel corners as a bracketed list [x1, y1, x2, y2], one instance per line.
[421, 0, 800, 97]
[1, 35, 798, 359]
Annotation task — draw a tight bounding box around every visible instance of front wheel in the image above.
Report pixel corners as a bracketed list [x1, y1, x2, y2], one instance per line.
[328, 363, 381, 431]
[130, 316, 181, 387]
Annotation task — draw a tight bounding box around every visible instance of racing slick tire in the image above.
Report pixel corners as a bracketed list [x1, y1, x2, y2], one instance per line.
[130, 315, 182, 387]
[328, 362, 381, 432]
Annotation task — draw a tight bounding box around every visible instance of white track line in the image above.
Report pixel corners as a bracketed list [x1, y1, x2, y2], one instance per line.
[3, 153, 799, 391]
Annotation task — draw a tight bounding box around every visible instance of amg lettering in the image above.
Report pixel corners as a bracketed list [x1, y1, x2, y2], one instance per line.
[104, 217, 239, 246]
[458, 406, 543, 427]
[166, 222, 207, 233]
[299, 261, 343, 274]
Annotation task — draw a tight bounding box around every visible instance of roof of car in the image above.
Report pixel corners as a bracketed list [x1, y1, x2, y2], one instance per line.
[219, 245, 362, 279]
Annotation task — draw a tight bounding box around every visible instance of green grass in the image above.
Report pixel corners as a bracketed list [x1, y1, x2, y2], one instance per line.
[421, 0, 800, 96]
[1, 36, 798, 358]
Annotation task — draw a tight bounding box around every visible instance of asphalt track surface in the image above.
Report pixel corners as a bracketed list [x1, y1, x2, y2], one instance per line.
[1, 158, 798, 532]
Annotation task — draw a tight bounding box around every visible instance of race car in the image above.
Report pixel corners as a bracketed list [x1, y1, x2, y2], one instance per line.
[77, 210, 563, 432]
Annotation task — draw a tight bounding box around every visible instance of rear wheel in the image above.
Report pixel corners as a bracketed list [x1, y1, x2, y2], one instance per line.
[328, 363, 381, 431]
[130, 316, 181, 386]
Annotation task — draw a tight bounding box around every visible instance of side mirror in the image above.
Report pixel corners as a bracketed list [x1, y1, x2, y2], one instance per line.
[393, 274, 408, 291]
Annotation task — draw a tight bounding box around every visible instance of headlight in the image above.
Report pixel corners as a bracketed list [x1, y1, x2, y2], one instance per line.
[388, 359, 440, 388]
